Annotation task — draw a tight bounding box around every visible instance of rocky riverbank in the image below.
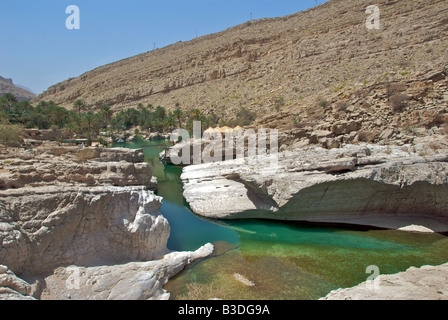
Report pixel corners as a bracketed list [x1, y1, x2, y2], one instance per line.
[0, 142, 157, 190]
[321, 263, 448, 300]
[0, 142, 213, 300]
[181, 135, 448, 232]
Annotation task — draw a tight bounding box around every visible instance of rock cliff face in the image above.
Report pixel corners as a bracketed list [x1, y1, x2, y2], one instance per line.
[0, 143, 212, 300]
[0, 186, 168, 276]
[181, 138, 448, 232]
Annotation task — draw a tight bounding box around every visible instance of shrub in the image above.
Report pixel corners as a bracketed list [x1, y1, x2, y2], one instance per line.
[234, 107, 256, 126]
[0, 121, 23, 149]
[318, 98, 329, 109]
[273, 96, 285, 111]
[390, 94, 411, 112]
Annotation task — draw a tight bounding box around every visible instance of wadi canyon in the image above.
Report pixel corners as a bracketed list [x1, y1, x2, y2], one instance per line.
[2, 0, 448, 301]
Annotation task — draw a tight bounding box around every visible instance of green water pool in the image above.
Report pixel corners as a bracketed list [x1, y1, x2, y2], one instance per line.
[114, 139, 448, 300]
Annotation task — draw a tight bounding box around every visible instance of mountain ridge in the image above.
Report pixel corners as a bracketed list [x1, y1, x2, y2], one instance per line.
[33, 0, 448, 145]
[0, 76, 36, 101]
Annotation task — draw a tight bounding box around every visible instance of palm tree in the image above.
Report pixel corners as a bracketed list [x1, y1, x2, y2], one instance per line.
[100, 105, 113, 129]
[0, 93, 18, 114]
[68, 112, 82, 133]
[191, 108, 203, 121]
[15, 100, 34, 123]
[110, 117, 120, 132]
[137, 103, 151, 129]
[82, 111, 95, 134]
[153, 106, 166, 121]
[74, 99, 86, 116]
[48, 105, 68, 128]
[164, 112, 176, 131]
[173, 107, 184, 128]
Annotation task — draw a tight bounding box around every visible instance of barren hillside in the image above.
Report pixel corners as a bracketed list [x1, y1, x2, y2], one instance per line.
[0, 76, 35, 101]
[34, 0, 448, 145]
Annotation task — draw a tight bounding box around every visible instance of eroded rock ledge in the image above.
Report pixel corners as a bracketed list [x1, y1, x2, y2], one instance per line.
[181, 138, 448, 232]
[0, 143, 212, 300]
[0, 142, 157, 190]
[0, 186, 169, 276]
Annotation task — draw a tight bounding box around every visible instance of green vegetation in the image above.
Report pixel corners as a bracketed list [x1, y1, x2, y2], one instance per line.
[0, 119, 23, 149]
[317, 97, 329, 109]
[273, 96, 285, 111]
[0, 93, 254, 144]
[389, 94, 411, 113]
[218, 107, 256, 127]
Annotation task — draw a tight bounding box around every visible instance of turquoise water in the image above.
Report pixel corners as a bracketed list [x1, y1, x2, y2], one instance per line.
[114, 139, 448, 300]
[114, 138, 240, 251]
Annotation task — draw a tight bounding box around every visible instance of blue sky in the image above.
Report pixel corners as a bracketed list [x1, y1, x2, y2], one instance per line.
[0, 0, 323, 94]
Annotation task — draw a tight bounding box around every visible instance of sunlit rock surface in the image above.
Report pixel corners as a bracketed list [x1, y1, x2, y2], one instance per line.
[181, 141, 448, 232]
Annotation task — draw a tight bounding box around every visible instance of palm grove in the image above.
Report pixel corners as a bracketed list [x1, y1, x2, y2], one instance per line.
[0, 93, 256, 148]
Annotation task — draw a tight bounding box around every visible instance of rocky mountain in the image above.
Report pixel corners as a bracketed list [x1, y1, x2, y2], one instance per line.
[0, 76, 35, 101]
[33, 0, 447, 145]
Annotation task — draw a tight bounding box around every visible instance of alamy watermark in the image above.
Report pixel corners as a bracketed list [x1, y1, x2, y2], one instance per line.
[365, 265, 381, 290]
[66, 5, 80, 30]
[64, 5, 380, 31]
[366, 5, 380, 30]
[63, 4, 380, 29]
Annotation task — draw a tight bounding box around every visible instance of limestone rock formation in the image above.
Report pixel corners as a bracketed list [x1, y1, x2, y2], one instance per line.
[0, 143, 154, 190]
[0, 186, 168, 276]
[40, 244, 214, 300]
[0, 265, 36, 300]
[0, 185, 214, 300]
[321, 263, 448, 300]
[181, 139, 448, 232]
[0, 142, 213, 300]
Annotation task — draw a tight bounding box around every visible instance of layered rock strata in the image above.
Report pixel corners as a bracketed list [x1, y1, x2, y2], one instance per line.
[181, 138, 448, 232]
[0, 143, 212, 300]
[0, 186, 169, 276]
[0, 143, 156, 190]
[0, 265, 36, 300]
